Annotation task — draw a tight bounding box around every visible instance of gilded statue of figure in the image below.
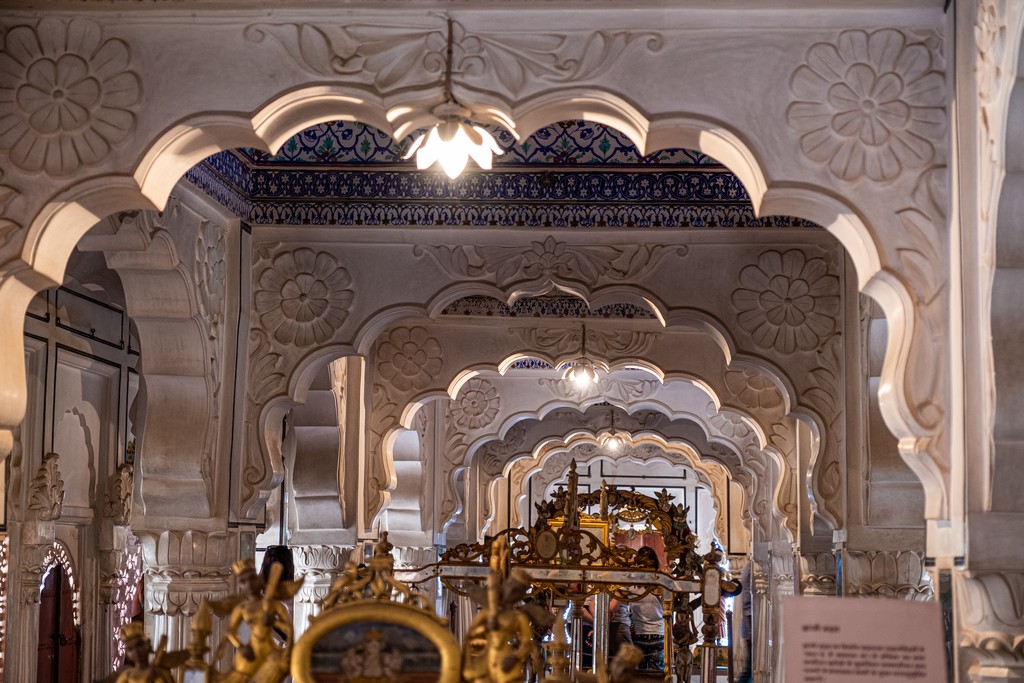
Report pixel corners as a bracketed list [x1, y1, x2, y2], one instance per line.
[463, 539, 552, 683]
[209, 558, 304, 683]
[100, 622, 185, 683]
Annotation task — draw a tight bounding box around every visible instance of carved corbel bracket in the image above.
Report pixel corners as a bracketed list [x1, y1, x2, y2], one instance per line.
[27, 452, 64, 523]
[103, 462, 134, 527]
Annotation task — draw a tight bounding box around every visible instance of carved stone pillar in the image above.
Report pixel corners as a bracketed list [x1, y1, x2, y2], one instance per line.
[751, 543, 797, 683]
[98, 530, 143, 675]
[97, 462, 137, 674]
[957, 570, 1024, 682]
[292, 544, 354, 639]
[799, 552, 837, 596]
[139, 530, 234, 651]
[845, 550, 933, 600]
[751, 565, 771, 683]
[7, 453, 66, 683]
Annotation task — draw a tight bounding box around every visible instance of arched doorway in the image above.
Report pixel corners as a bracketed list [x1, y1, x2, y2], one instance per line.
[37, 563, 79, 683]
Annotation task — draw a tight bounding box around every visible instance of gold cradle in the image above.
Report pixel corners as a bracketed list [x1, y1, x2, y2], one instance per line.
[396, 460, 731, 682]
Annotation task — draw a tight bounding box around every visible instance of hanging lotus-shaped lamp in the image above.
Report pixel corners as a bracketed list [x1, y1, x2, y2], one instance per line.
[561, 325, 604, 387]
[405, 102, 503, 179]
[403, 19, 504, 179]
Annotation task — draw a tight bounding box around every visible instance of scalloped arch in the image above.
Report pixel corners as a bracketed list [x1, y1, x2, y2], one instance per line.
[7, 80, 927, 533]
[498, 432, 740, 549]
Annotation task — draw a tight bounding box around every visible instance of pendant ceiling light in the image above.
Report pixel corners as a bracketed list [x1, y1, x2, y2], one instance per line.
[562, 325, 603, 387]
[404, 18, 504, 179]
[603, 408, 626, 452]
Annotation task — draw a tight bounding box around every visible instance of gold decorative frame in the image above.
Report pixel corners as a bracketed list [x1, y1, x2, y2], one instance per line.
[291, 601, 462, 683]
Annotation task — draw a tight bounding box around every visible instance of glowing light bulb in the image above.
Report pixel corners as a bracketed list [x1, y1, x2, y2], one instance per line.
[563, 359, 600, 386]
[404, 119, 504, 180]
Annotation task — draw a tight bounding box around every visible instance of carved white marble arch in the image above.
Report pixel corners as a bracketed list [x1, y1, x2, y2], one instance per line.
[429, 379, 787, 547]
[369, 320, 813, 539]
[0, 13, 951, 553]
[39, 541, 81, 626]
[490, 413, 788, 548]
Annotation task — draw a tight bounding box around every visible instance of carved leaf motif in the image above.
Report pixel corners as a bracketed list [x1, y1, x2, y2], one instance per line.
[803, 332, 843, 527]
[28, 453, 64, 522]
[896, 167, 947, 429]
[411, 244, 482, 279]
[478, 236, 622, 287]
[975, 0, 1006, 119]
[247, 330, 286, 406]
[196, 221, 227, 402]
[418, 240, 685, 291]
[819, 461, 841, 498]
[243, 22, 444, 91]
[366, 383, 399, 527]
[513, 327, 578, 357]
[461, 28, 662, 96]
[0, 176, 21, 251]
[897, 168, 945, 304]
[103, 462, 134, 526]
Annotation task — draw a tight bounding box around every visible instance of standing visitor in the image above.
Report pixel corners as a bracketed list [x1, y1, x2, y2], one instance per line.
[631, 546, 665, 671]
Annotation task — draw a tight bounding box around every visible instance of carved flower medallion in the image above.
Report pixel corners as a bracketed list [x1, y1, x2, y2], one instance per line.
[452, 378, 500, 429]
[726, 368, 783, 410]
[377, 326, 443, 392]
[0, 18, 141, 176]
[732, 250, 839, 354]
[787, 29, 945, 182]
[708, 410, 753, 441]
[255, 248, 354, 347]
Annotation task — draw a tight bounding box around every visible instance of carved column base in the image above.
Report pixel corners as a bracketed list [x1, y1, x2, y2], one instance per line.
[957, 570, 1024, 683]
[292, 544, 354, 639]
[799, 552, 837, 596]
[145, 569, 232, 652]
[139, 530, 234, 651]
[846, 550, 933, 600]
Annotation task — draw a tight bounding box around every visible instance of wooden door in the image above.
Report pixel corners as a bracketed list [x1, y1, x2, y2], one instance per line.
[36, 565, 79, 682]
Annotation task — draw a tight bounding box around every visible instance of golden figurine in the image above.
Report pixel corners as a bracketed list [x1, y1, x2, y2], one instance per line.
[209, 558, 304, 683]
[462, 537, 552, 683]
[99, 622, 186, 683]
